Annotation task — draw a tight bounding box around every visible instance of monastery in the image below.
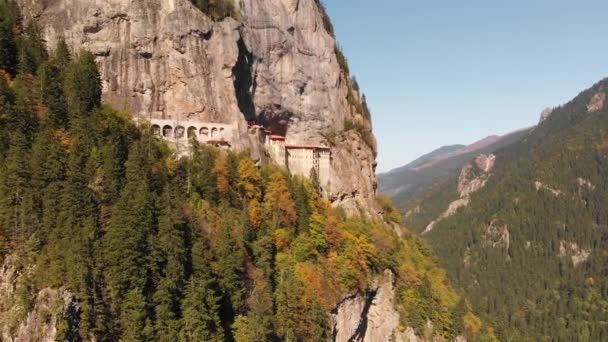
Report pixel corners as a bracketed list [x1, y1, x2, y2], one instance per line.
[147, 119, 331, 192]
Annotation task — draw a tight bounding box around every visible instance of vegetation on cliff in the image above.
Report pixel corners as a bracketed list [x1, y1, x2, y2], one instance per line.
[0, 2, 494, 341]
[406, 78, 608, 341]
[190, 0, 235, 21]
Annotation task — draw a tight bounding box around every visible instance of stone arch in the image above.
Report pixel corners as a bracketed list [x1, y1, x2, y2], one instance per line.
[211, 127, 218, 138]
[151, 124, 161, 136]
[219, 127, 225, 137]
[187, 126, 197, 139]
[200, 127, 209, 138]
[162, 125, 173, 138]
[175, 125, 185, 139]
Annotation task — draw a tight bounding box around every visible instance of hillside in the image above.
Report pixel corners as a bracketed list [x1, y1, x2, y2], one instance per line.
[379, 130, 529, 211]
[404, 78, 608, 340]
[0, 1, 496, 341]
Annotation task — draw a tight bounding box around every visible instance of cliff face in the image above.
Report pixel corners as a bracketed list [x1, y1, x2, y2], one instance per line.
[17, 0, 378, 215]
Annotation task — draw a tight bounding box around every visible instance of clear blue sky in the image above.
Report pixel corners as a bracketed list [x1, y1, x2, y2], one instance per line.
[323, 1, 608, 172]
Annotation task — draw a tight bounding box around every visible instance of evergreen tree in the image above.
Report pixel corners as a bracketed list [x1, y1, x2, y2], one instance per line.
[151, 190, 188, 342]
[119, 288, 151, 342]
[104, 142, 153, 303]
[39, 59, 68, 128]
[54, 38, 72, 71]
[180, 237, 224, 342]
[0, 24, 17, 76]
[17, 21, 48, 75]
[64, 51, 102, 124]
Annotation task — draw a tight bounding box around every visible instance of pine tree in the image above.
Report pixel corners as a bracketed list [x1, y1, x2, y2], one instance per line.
[180, 237, 225, 342]
[0, 24, 17, 76]
[63, 51, 101, 125]
[17, 21, 48, 75]
[215, 209, 247, 313]
[39, 59, 68, 128]
[54, 38, 72, 71]
[104, 142, 153, 302]
[151, 191, 188, 342]
[119, 288, 150, 342]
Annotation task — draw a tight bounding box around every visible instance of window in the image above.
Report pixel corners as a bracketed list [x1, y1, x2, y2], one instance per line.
[188, 127, 197, 138]
[175, 126, 185, 139]
[162, 125, 173, 137]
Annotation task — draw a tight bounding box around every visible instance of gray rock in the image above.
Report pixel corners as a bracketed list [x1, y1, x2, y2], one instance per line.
[18, 0, 378, 215]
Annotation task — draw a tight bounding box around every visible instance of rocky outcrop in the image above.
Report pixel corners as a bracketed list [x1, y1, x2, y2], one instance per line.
[423, 154, 495, 234]
[333, 270, 409, 342]
[0, 254, 78, 342]
[17, 0, 378, 215]
[482, 219, 510, 250]
[587, 92, 605, 113]
[534, 180, 561, 197]
[559, 241, 590, 267]
[539, 107, 554, 123]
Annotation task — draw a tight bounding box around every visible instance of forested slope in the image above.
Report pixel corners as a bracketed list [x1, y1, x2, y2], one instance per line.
[406, 78, 608, 341]
[0, 2, 494, 341]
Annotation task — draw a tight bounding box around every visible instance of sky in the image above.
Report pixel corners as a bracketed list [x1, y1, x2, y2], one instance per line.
[323, 1, 608, 172]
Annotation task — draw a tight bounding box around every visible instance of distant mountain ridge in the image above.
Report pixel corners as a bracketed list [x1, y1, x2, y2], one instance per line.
[385, 144, 464, 175]
[379, 128, 530, 209]
[413, 135, 502, 170]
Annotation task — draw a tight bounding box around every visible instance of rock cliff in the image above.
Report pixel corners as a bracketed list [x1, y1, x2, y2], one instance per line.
[17, 0, 378, 215]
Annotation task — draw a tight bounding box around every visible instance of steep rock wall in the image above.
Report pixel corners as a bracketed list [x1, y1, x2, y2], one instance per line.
[18, 0, 378, 214]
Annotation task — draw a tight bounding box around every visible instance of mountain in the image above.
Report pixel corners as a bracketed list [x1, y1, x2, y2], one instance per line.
[0, 1, 496, 341]
[404, 78, 608, 340]
[379, 129, 529, 210]
[385, 144, 465, 175]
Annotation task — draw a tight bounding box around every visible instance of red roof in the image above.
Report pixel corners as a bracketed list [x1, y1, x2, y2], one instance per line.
[269, 135, 286, 140]
[286, 144, 330, 150]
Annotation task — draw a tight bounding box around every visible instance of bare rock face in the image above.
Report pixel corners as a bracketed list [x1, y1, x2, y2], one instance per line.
[423, 154, 495, 234]
[587, 92, 606, 113]
[482, 219, 510, 250]
[559, 241, 590, 267]
[539, 107, 554, 123]
[18, 0, 378, 214]
[1, 254, 78, 342]
[332, 270, 407, 342]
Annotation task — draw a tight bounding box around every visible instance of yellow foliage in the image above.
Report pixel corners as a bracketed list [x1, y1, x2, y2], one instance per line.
[295, 262, 340, 309]
[237, 158, 261, 201]
[54, 129, 72, 150]
[212, 153, 230, 195]
[274, 229, 291, 252]
[247, 199, 262, 229]
[463, 312, 482, 336]
[263, 170, 296, 228]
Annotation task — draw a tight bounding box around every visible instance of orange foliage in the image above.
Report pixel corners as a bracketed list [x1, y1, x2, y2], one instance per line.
[324, 214, 345, 249]
[212, 153, 231, 195]
[0, 69, 12, 86]
[54, 129, 72, 150]
[263, 170, 296, 228]
[247, 199, 262, 229]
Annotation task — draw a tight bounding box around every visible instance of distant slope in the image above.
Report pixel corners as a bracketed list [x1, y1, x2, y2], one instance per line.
[406, 78, 608, 340]
[385, 144, 465, 175]
[379, 129, 529, 209]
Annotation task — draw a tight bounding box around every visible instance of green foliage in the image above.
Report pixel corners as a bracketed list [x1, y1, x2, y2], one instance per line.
[314, 0, 335, 37]
[190, 0, 234, 21]
[344, 118, 376, 152]
[0, 13, 488, 342]
[407, 79, 608, 341]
